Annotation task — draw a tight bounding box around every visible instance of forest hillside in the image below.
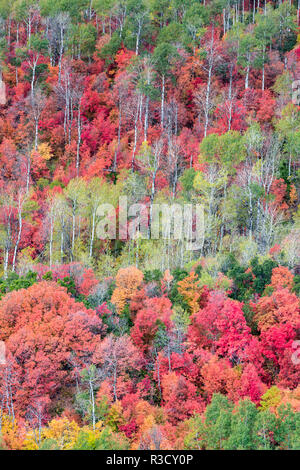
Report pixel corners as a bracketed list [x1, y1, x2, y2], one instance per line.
[0, 0, 299, 451]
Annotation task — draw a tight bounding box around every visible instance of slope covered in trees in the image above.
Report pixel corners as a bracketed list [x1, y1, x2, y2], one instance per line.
[0, 0, 299, 450]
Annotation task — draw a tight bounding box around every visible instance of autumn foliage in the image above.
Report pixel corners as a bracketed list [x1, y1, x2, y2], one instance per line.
[0, 0, 299, 452]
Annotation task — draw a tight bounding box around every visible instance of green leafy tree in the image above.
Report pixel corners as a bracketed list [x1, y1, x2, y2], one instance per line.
[253, 409, 278, 450]
[225, 399, 258, 450]
[153, 42, 179, 129]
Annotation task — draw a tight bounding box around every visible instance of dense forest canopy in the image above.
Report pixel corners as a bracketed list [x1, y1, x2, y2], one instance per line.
[0, 0, 299, 451]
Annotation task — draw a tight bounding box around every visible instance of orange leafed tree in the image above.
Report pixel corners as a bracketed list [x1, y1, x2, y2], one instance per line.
[161, 269, 174, 293]
[200, 356, 241, 402]
[111, 266, 144, 313]
[177, 271, 203, 314]
[268, 266, 294, 291]
[253, 288, 300, 332]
